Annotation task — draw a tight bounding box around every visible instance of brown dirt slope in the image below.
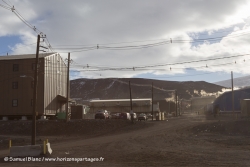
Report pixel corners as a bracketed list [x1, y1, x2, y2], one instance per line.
[70, 78, 224, 101]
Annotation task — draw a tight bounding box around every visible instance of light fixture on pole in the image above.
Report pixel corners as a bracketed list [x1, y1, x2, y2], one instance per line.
[20, 75, 34, 80]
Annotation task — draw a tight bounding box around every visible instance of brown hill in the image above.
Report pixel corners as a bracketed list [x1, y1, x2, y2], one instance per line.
[70, 78, 224, 102]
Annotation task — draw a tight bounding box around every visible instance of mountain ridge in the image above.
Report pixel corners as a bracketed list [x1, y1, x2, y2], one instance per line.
[214, 75, 250, 88]
[70, 78, 225, 104]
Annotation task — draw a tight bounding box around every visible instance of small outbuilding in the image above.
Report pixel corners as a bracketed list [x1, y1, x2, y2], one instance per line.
[240, 99, 250, 117]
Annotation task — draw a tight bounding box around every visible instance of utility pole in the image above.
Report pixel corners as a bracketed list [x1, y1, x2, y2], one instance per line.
[151, 82, 153, 121]
[66, 53, 70, 122]
[169, 100, 170, 113]
[175, 90, 177, 117]
[180, 99, 182, 115]
[231, 71, 234, 115]
[191, 99, 192, 112]
[32, 34, 40, 145]
[179, 99, 181, 115]
[129, 81, 133, 122]
[179, 98, 181, 116]
[177, 95, 180, 116]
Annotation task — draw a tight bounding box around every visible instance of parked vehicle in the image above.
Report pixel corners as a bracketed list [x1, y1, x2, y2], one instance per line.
[147, 114, 153, 119]
[111, 113, 121, 119]
[95, 110, 110, 119]
[138, 113, 147, 121]
[111, 114, 116, 119]
[119, 112, 131, 120]
[107, 111, 112, 119]
[132, 113, 137, 120]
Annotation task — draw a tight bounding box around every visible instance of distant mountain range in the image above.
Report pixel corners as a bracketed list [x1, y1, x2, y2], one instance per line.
[70, 78, 225, 104]
[214, 75, 250, 88]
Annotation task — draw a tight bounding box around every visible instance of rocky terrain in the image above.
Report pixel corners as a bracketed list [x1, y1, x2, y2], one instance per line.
[70, 78, 225, 103]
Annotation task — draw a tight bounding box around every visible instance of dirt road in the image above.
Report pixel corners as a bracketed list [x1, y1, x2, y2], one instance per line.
[1, 113, 250, 166]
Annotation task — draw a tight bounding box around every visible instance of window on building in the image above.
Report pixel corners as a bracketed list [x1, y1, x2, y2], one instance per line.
[13, 64, 19, 72]
[12, 99, 18, 107]
[12, 82, 18, 89]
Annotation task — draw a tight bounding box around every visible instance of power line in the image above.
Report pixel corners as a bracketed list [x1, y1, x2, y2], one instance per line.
[1, 1, 249, 55]
[137, 72, 216, 79]
[53, 29, 249, 49]
[0, 1, 53, 53]
[70, 53, 250, 71]
[72, 58, 249, 73]
[0, 3, 11, 10]
[53, 30, 250, 53]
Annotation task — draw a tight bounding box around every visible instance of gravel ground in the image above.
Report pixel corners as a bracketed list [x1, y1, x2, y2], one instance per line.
[1, 113, 250, 166]
[0, 119, 153, 149]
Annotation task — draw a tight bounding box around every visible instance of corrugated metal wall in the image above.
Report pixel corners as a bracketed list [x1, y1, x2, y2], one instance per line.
[44, 53, 67, 115]
[90, 106, 152, 113]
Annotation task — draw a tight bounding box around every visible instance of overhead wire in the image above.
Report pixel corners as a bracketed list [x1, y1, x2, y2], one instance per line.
[73, 57, 250, 72]
[0, 1, 54, 53]
[1, 1, 249, 55]
[1, 1, 250, 80]
[0, 3, 10, 10]
[138, 72, 216, 79]
[70, 53, 250, 71]
[53, 28, 249, 49]
[52, 29, 250, 53]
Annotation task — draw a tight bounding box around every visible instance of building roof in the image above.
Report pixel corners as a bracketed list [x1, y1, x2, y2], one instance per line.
[0, 52, 57, 60]
[221, 87, 250, 95]
[89, 98, 152, 103]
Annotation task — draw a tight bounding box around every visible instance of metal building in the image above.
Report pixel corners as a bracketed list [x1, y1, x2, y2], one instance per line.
[0, 53, 67, 119]
[191, 96, 216, 113]
[88, 98, 160, 119]
[213, 87, 250, 112]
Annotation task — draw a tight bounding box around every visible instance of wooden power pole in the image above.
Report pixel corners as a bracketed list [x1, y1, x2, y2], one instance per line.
[32, 34, 40, 145]
[231, 71, 234, 114]
[151, 82, 153, 121]
[129, 81, 133, 122]
[175, 90, 177, 117]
